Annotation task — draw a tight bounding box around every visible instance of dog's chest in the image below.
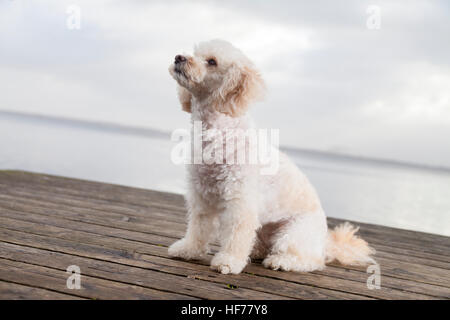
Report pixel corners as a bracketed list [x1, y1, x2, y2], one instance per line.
[189, 162, 244, 202]
[189, 109, 254, 201]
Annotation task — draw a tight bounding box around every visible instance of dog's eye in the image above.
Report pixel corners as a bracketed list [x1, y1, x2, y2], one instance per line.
[207, 58, 217, 66]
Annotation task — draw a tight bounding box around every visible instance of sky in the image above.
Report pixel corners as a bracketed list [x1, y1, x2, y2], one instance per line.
[1, 0, 449, 167]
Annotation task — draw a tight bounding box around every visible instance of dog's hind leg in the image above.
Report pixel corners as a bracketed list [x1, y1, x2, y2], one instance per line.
[262, 211, 327, 272]
[251, 219, 290, 260]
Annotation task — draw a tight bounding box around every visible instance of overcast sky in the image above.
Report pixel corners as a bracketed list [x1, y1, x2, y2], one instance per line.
[1, 0, 449, 167]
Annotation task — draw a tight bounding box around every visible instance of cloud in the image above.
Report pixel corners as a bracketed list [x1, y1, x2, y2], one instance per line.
[0, 0, 449, 167]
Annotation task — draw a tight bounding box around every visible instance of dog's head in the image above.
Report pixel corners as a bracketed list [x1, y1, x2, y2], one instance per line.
[169, 39, 265, 117]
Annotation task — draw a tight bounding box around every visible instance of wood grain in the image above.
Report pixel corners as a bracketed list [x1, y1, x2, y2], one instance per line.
[0, 170, 449, 300]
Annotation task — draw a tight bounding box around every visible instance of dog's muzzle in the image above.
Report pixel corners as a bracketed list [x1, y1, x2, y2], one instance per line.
[174, 54, 187, 75]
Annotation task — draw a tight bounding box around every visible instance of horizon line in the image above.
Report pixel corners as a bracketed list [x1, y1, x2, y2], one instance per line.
[1, 109, 449, 174]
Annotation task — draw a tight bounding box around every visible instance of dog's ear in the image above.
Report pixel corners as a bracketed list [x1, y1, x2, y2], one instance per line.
[177, 85, 192, 113]
[215, 65, 265, 117]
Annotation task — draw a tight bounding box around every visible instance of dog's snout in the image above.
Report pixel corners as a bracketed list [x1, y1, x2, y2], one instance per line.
[175, 55, 186, 64]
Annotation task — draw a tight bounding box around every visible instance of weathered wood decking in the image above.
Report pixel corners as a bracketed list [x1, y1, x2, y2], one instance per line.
[0, 170, 449, 300]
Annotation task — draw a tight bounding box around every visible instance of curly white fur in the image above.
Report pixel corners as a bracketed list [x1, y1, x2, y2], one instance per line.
[168, 39, 375, 274]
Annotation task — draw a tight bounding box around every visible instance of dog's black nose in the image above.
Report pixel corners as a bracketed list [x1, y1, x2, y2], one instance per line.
[175, 55, 186, 64]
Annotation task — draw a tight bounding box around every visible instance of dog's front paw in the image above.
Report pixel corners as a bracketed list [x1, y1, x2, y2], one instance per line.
[210, 252, 248, 274]
[168, 238, 206, 261]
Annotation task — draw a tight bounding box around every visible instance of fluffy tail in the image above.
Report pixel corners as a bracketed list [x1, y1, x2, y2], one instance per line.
[325, 222, 376, 266]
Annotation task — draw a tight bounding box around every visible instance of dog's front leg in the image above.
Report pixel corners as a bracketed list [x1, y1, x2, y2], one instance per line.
[211, 198, 259, 274]
[168, 208, 217, 261]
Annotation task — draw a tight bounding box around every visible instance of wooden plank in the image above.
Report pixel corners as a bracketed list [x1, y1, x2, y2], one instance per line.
[0, 257, 196, 300]
[0, 228, 289, 300]
[1, 188, 449, 265]
[0, 170, 184, 211]
[1, 194, 449, 272]
[1, 204, 449, 291]
[0, 170, 449, 300]
[0, 281, 82, 300]
[2, 193, 450, 285]
[0, 214, 447, 299]
[0, 242, 367, 300]
[2, 170, 448, 247]
[1, 177, 449, 258]
[0, 227, 368, 300]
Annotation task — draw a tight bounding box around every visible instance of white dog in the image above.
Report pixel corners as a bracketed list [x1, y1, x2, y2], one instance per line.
[168, 39, 375, 274]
